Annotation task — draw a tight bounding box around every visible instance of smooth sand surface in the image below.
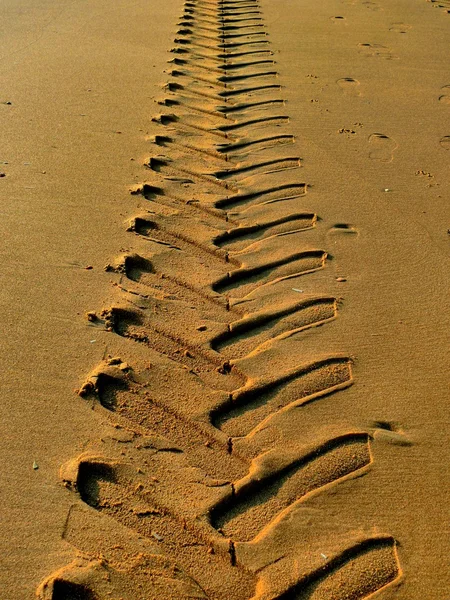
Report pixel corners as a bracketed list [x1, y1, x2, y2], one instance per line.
[0, 1, 178, 595]
[0, 0, 449, 598]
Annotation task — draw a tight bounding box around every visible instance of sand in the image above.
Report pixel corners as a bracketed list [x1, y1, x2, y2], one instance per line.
[0, 0, 449, 598]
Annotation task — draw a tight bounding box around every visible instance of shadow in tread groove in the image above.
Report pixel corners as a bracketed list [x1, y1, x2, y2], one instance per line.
[218, 99, 285, 113]
[214, 214, 315, 250]
[210, 433, 371, 542]
[214, 157, 301, 180]
[216, 134, 293, 153]
[214, 357, 353, 437]
[217, 115, 289, 131]
[77, 461, 117, 508]
[280, 537, 400, 599]
[219, 84, 281, 97]
[211, 297, 337, 357]
[214, 183, 307, 209]
[212, 251, 326, 296]
[50, 581, 97, 600]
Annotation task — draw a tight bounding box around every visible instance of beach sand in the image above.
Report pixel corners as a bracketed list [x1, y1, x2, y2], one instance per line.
[0, 0, 449, 598]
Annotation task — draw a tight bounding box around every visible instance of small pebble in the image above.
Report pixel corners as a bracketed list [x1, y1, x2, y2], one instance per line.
[86, 311, 97, 322]
[152, 531, 163, 541]
[33, 461, 39, 470]
[336, 277, 347, 282]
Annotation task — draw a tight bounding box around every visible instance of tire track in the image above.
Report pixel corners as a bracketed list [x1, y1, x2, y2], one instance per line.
[427, 0, 450, 15]
[39, 1, 401, 598]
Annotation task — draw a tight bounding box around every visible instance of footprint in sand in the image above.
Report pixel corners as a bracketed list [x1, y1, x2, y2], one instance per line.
[389, 22, 412, 33]
[368, 133, 398, 162]
[337, 77, 361, 97]
[438, 85, 450, 105]
[330, 15, 347, 23]
[439, 136, 450, 150]
[362, 0, 382, 11]
[358, 43, 399, 60]
[328, 223, 359, 236]
[429, 0, 450, 12]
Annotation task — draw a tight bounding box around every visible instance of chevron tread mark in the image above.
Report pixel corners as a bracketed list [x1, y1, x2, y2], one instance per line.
[38, 0, 402, 598]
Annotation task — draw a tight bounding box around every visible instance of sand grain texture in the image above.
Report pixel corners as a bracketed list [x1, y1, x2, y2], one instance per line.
[0, 0, 449, 598]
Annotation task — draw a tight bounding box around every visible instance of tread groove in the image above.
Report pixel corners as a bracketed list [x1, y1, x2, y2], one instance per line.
[39, 1, 402, 598]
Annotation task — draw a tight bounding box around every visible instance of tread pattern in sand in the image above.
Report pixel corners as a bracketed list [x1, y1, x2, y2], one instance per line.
[438, 84, 450, 104]
[38, 1, 401, 599]
[427, 0, 450, 14]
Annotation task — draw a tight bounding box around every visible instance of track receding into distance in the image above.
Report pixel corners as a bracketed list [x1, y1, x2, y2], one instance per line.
[37, 1, 402, 598]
